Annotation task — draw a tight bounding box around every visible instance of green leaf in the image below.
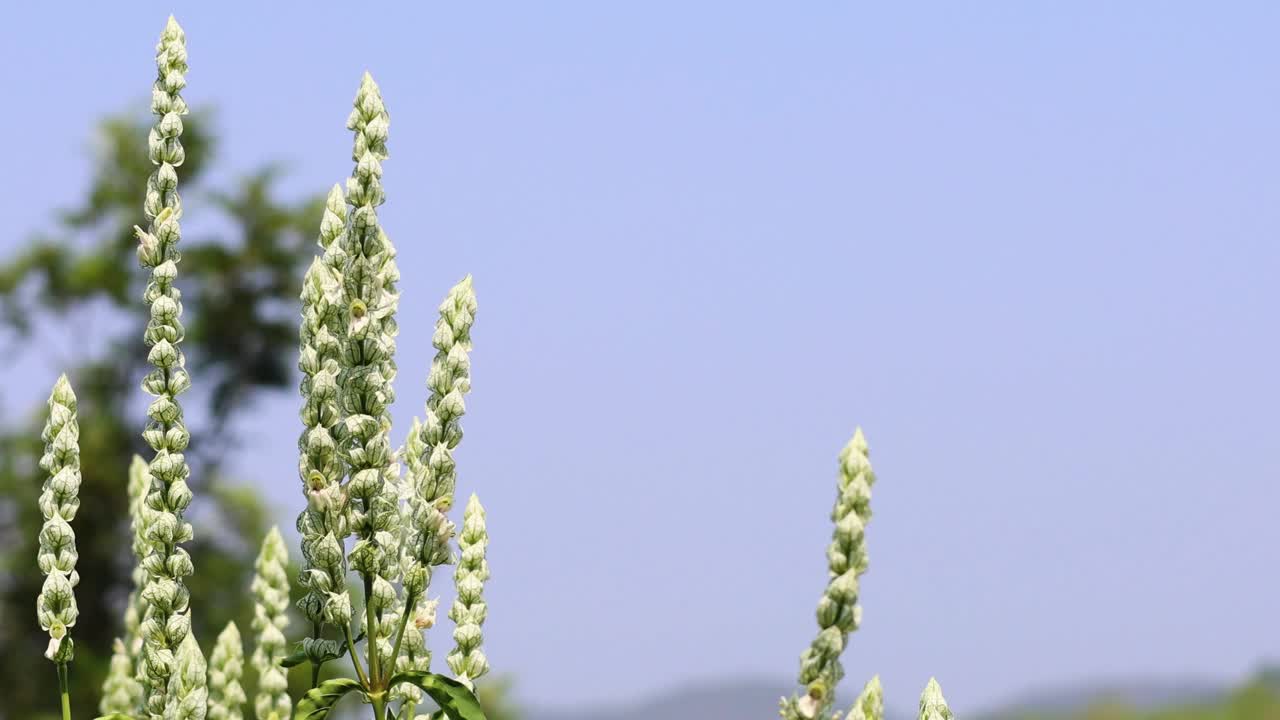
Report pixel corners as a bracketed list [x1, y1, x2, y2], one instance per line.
[387, 672, 487, 720]
[293, 677, 364, 720]
[283, 636, 354, 667]
[281, 648, 309, 668]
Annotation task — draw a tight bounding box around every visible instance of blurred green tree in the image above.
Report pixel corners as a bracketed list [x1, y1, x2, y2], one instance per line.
[0, 107, 323, 719]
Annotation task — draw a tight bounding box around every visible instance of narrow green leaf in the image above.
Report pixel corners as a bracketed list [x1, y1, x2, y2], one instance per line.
[280, 649, 309, 668]
[387, 672, 487, 720]
[292, 678, 364, 720]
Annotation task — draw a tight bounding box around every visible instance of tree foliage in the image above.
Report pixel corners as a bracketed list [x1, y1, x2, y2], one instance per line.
[0, 107, 322, 719]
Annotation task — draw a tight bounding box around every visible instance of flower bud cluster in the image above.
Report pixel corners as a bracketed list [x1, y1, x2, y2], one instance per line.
[403, 276, 477, 592]
[208, 622, 246, 720]
[782, 429, 876, 720]
[296, 185, 353, 627]
[100, 638, 144, 715]
[165, 633, 208, 720]
[36, 375, 81, 663]
[124, 455, 155, 661]
[101, 456, 152, 714]
[336, 73, 402, 643]
[251, 528, 292, 720]
[136, 18, 198, 718]
[447, 495, 490, 685]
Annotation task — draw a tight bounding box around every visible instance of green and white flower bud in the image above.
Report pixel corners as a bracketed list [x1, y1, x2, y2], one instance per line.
[208, 622, 246, 720]
[918, 679, 953, 720]
[251, 528, 291, 720]
[36, 374, 81, 664]
[164, 632, 208, 720]
[447, 495, 490, 686]
[402, 276, 477, 602]
[297, 185, 352, 626]
[845, 676, 884, 720]
[124, 455, 155, 667]
[137, 17, 197, 719]
[336, 72, 402, 647]
[100, 638, 144, 715]
[782, 429, 877, 720]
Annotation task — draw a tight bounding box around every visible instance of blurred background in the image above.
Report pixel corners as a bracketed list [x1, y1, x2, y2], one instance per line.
[2, 3, 1278, 719]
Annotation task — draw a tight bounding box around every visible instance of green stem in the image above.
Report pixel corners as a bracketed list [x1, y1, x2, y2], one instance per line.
[364, 574, 380, 687]
[370, 690, 387, 720]
[344, 625, 370, 688]
[57, 662, 71, 720]
[310, 621, 324, 689]
[388, 589, 419, 673]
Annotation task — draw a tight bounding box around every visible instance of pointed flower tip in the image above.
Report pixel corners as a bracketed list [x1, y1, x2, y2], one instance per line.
[50, 374, 76, 405]
[454, 274, 476, 295]
[466, 493, 483, 512]
[163, 15, 184, 39]
[219, 619, 241, 640]
[921, 677, 947, 706]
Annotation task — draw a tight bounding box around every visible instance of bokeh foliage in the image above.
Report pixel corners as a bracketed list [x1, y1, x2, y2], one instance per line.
[0, 107, 322, 720]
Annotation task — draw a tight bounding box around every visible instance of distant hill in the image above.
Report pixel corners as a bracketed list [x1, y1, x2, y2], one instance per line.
[522, 677, 902, 720]
[974, 677, 1221, 719]
[522, 667, 1280, 720]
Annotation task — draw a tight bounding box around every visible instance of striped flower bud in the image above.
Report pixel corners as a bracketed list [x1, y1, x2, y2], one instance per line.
[251, 528, 291, 720]
[296, 185, 351, 626]
[447, 495, 490, 686]
[402, 277, 477, 606]
[164, 632, 208, 720]
[124, 455, 154, 669]
[36, 374, 80, 663]
[208, 622, 246, 720]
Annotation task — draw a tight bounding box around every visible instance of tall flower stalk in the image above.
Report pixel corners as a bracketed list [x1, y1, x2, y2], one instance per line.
[335, 73, 401, 713]
[103, 455, 153, 714]
[252, 528, 293, 720]
[101, 638, 144, 716]
[782, 429, 876, 720]
[36, 375, 81, 720]
[447, 495, 490, 687]
[209, 622, 247, 720]
[387, 276, 477, 714]
[135, 16, 198, 719]
[124, 455, 155, 668]
[297, 185, 351, 656]
[280, 73, 490, 720]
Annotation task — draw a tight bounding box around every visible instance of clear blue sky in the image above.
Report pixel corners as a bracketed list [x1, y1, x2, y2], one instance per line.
[3, 2, 1278, 714]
